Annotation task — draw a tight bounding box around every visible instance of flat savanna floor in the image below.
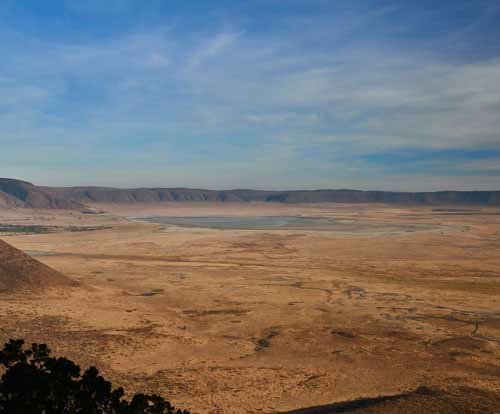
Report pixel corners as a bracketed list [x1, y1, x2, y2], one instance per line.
[0, 203, 499, 413]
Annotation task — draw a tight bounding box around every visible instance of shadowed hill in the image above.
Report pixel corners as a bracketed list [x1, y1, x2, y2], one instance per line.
[0, 178, 83, 209]
[1, 178, 500, 207]
[0, 239, 77, 292]
[281, 386, 500, 414]
[0, 191, 25, 209]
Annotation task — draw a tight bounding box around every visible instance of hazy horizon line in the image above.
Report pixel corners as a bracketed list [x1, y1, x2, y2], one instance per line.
[2, 177, 499, 194]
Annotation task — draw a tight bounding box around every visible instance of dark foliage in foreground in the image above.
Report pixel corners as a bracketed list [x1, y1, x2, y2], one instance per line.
[0, 339, 190, 414]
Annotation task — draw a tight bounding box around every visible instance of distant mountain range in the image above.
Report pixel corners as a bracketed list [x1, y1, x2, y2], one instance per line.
[1, 177, 500, 209]
[0, 178, 83, 209]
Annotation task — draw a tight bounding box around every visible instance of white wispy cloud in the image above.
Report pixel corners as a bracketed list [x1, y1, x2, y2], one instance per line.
[246, 112, 319, 124]
[187, 31, 244, 69]
[2, 28, 500, 153]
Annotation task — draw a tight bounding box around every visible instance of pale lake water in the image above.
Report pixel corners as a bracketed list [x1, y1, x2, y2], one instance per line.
[136, 215, 446, 233]
[139, 216, 337, 230]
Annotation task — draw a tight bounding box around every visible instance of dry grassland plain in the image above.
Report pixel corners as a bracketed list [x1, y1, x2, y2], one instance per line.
[0, 203, 499, 413]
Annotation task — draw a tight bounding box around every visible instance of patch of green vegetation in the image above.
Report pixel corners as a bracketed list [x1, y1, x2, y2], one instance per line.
[0, 224, 112, 234]
[0, 225, 53, 234]
[65, 226, 112, 232]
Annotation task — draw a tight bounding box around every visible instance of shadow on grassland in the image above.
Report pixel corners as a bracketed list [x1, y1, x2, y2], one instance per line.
[279, 386, 500, 414]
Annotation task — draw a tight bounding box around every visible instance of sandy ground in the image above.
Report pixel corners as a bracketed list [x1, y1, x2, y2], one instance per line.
[0, 203, 499, 413]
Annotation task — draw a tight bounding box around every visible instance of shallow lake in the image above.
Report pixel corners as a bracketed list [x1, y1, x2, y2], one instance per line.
[136, 215, 449, 234]
[139, 216, 337, 230]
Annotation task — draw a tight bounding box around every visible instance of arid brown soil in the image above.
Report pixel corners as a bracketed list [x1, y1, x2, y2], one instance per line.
[0, 203, 499, 413]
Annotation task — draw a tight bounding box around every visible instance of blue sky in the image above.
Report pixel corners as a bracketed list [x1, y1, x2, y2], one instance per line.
[1, 0, 499, 190]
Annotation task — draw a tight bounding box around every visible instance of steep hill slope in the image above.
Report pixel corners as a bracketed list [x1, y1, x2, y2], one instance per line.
[0, 190, 25, 209]
[0, 178, 83, 209]
[0, 239, 77, 292]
